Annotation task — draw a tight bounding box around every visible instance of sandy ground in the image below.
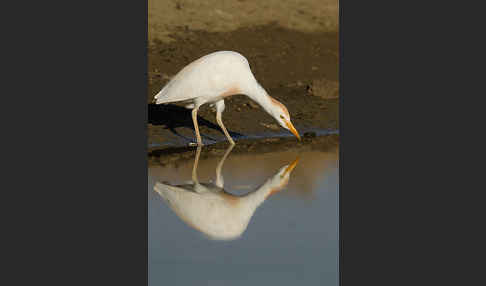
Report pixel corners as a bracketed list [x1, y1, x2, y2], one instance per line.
[148, 0, 339, 151]
[149, 0, 338, 43]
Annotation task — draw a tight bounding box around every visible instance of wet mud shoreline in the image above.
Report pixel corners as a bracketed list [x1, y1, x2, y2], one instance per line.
[149, 133, 339, 166]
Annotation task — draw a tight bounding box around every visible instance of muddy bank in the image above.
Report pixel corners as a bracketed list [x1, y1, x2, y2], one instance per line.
[148, 1, 339, 150]
[148, 133, 339, 166]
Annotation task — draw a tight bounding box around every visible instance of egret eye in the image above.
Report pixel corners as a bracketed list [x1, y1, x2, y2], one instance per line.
[280, 115, 285, 119]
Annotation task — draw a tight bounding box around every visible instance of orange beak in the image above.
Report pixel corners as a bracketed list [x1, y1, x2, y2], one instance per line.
[285, 120, 301, 141]
[283, 157, 299, 176]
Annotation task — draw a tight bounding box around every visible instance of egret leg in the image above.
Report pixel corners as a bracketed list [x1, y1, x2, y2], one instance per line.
[191, 107, 203, 146]
[216, 113, 235, 145]
[215, 100, 235, 145]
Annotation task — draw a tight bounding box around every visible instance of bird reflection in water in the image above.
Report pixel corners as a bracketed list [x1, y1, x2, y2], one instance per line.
[154, 145, 299, 241]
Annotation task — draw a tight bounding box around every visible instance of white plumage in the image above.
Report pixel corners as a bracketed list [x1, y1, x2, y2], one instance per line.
[154, 51, 300, 145]
[155, 51, 252, 104]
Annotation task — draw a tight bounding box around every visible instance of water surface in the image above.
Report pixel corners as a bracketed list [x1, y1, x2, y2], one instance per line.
[149, 145, 339, 286]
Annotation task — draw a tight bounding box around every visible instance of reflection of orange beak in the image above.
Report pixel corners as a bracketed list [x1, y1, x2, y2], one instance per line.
[268, 157, 300, 199]
[285, 120, 301, 141]
[283, 157, 299, 176]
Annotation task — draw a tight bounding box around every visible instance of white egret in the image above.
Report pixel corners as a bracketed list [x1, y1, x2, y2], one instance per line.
[154, 51, 301, 146]
[154, 145, 299, 240]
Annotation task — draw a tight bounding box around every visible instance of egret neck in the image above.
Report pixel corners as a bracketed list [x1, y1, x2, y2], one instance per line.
[245, 83, 279, 118]
[244, 82, 301, 141]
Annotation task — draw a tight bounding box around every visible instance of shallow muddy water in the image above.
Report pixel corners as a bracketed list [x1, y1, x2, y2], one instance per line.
[148, 144, 339, 285]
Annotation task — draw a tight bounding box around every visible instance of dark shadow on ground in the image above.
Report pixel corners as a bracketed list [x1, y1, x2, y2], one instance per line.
[148, 104, 243, 139]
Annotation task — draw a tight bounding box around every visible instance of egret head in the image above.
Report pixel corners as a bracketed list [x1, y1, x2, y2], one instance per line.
[270, 98, 301, 141]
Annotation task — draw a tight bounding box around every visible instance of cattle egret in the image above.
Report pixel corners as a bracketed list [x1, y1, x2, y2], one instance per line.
[154, 51, 301, 146]
[154, 145, 299, 240]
